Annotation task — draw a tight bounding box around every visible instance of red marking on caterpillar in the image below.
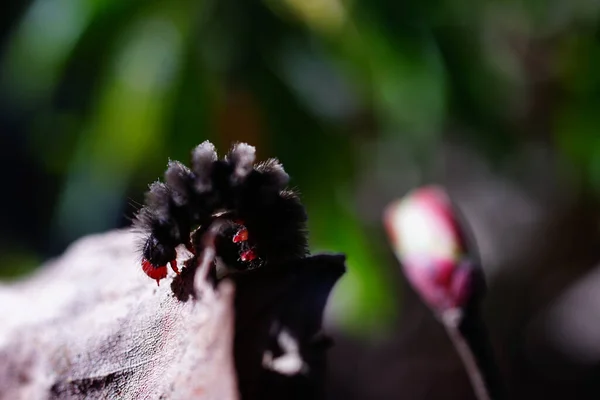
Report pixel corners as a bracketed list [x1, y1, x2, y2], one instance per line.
[142, 259, 168, 286]
[233, 228, 249, 243]
[240, 249, 257, 262]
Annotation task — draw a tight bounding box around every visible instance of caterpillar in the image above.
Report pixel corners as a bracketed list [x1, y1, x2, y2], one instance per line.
[133, 141, 309, 285]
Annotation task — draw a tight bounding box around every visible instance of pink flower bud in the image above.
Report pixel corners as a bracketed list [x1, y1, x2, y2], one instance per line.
[384, 186, 474, 313]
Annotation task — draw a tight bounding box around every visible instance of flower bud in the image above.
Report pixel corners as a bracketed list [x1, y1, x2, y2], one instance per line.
[384, 186, 474, 313]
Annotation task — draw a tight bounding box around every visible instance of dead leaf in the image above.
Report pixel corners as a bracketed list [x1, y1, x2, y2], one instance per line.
[0, 230, 344, 399]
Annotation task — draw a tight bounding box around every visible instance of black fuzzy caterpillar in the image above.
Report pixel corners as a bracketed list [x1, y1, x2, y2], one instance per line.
[133, 141, 309, 284]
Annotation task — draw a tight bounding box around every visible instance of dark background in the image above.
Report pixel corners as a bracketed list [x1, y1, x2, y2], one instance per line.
[2, 0, 600, 398]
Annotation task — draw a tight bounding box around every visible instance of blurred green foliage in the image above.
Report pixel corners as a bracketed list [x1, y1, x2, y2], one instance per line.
[1, 0, 600, 334]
